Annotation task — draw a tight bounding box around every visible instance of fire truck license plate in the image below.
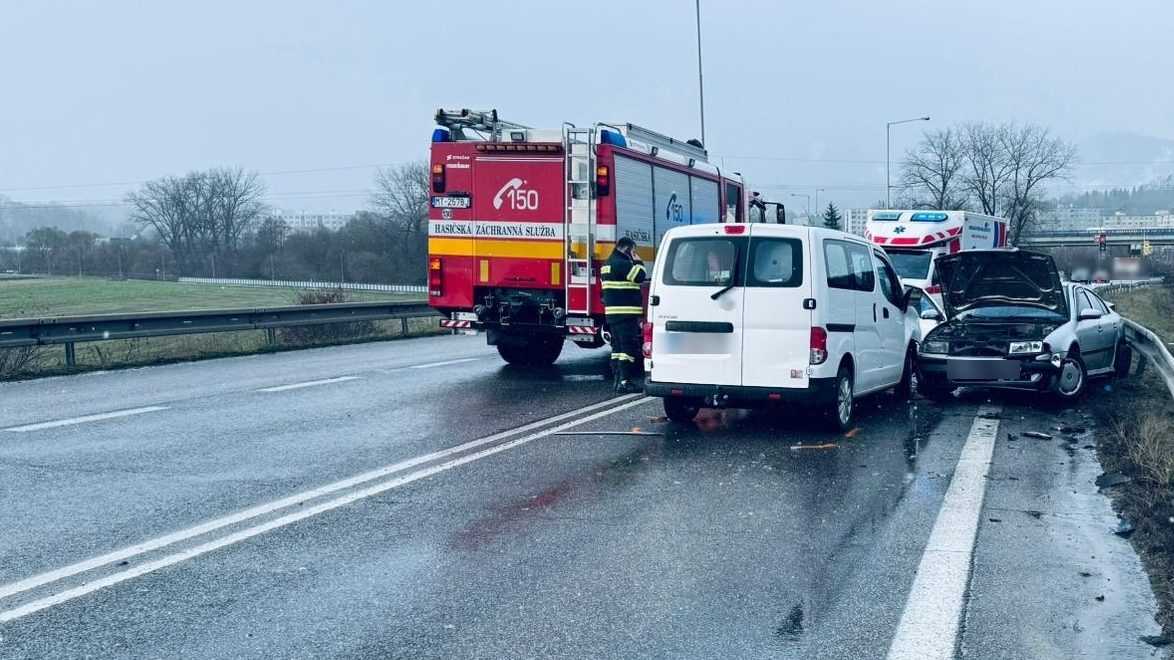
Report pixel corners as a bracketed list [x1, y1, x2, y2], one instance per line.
[431, 195, 470, 209]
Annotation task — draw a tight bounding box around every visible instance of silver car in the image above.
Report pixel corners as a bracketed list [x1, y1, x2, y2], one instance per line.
[916, 249, 1130, 401]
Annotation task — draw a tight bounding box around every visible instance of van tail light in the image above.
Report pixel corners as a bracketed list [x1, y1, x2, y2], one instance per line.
[809, 326, 828, 365]
[595, 165, 610, 197]
[924, 284, 942, 294]
[642, 322, 653, 359]
[428, 257, 443, 296]
[431, 163, 446, 193]
[723, 224, 747, 234]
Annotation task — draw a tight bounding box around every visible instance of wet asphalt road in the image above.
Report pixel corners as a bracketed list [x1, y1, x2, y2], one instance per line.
[0, 335, 1164, 658]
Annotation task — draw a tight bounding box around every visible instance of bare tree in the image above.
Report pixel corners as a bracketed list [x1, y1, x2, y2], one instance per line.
[899, 128, 968, 209]
[370, 162, 429, 265]
[997, 124, 1077, 242]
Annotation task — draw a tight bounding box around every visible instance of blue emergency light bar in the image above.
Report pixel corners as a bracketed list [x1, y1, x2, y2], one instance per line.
[910, 212, 950, 222]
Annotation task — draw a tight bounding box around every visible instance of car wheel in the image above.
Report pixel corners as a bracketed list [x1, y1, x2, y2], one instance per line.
[1113, 340, 1132, 378]
[663, 397, 701, 424]
[894, 346, 916, 399]
[918, 374, 954, 402]
[826, 365, 854, 431]
[1053, 351, 1087, 400]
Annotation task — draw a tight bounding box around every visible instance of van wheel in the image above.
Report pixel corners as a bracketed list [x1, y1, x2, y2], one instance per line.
[894, 346, 916, 399]
[497, 337, 564, 367]
[1053, 350, 1087, 400]
[1113, 341, 1132, 378]
[826, 366, 854, 431]
[663, 397, 701, 424]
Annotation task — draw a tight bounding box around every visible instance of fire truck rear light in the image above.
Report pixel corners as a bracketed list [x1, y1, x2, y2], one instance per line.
[642, 322, 653, 359]
[431, 164, 445, 193]
[428, 257, 443, 295]
[809, 326, 828, 365]
[670, 388, 684, 397]
[723, 225, 747, 235]
[596, 165, 610, 197]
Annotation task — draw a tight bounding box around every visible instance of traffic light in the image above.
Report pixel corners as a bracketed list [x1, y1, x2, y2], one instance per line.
[1097, 233, 1107, 253]
[1142, 239, 1153, 256]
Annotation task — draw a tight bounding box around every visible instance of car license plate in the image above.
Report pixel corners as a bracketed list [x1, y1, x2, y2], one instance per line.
[947, 359, 1021, 381]
[431, 195, 470, 209]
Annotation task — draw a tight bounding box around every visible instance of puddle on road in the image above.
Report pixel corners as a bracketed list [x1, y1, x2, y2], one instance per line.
[774, 602, 805, 642]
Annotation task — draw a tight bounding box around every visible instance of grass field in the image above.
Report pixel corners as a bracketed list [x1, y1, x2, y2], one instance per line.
[0, 277, 422, 319]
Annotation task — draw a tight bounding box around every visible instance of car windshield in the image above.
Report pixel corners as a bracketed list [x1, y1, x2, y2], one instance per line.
[887, 251, 933, 280]
[957, 305, 1066, 321]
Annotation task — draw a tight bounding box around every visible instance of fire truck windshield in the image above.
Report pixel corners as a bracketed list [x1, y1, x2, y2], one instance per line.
[887, 250, 933, 280]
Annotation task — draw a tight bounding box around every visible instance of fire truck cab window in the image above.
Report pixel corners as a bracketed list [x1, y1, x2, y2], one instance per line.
[724, 183, 742, 223]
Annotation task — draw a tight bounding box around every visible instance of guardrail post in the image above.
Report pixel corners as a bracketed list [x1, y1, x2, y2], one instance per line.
[64, 342, 76, 368]
[265, 328, 278, 347]
[400, 317, 409, 336]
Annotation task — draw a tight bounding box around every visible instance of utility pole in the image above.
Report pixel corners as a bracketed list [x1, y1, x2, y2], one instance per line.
[695, 0, 706, 146]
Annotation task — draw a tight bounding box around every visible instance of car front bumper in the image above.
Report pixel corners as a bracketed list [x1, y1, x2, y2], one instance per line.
[918, 352, 1062, 391]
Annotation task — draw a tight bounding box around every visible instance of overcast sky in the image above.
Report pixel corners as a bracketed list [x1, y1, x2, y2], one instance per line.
[2, 0, 1173, 216]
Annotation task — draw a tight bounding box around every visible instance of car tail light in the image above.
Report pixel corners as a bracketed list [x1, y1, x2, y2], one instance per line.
[428, 257, 443, 296]
[595, 165, 610, 197]
[431, 163, 446, 193]
[642, 322, 653, 359]
[925, 284, 942, 294]
[809, 326, 828, 365]
[723, 224, 747, 234]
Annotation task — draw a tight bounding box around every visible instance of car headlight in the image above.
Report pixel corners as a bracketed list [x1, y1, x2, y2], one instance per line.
[921, 340, 949, 355]
[1008, 340, 1044, 355]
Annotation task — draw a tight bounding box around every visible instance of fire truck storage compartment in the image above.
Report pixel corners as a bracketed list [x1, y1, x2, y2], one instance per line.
[612, 153, 725, 258]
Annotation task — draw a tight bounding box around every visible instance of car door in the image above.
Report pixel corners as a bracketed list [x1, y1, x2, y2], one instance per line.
[740, 230, 813, 389]
[1086, 289, 1120, 371]
[649, 229, 746, 386]
[873, 250, 909, 386]
[1074, 288, 1110, 371]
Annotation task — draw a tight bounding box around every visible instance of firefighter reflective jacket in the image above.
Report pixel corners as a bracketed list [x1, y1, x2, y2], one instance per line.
[601, 250, 646, 316]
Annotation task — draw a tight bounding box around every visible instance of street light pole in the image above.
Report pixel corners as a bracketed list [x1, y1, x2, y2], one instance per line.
[789, 193, 811, 225]
[816, 188, 825, 217]
[695, 0, 706, 146]
[886, 116, 931, 207]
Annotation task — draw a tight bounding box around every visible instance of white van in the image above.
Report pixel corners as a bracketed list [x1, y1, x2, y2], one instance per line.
[642, 223, 920, 429]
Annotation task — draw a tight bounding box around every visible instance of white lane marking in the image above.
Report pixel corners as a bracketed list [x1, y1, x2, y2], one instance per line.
[0, 393, 643, 605]
[2, 406, 170, 433]
[408, 357, 482, 369]
[0, 396, 652, 623]
[257, 376, 361, 392]
[886, 405, 1001, 660]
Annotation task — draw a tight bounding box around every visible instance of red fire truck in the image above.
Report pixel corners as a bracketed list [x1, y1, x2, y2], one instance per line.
[427, 108, 782, 366]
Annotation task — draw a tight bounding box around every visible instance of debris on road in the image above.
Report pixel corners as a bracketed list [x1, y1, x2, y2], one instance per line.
[843, 427, 861, 438]
[1023, 431, 1054, 440]
[1095, 472, 1132, 489]
[1095, 594, 1105, 602]
[988, 517, 1003, 523]
[789, 443, 838, 451]
[1025, 510, 1044, 520]
[1079, 571, 1093, 578]
[1006, 432, 1017, 441]
[648, 416, 669, 423]
[1114, 518, 1136, 538]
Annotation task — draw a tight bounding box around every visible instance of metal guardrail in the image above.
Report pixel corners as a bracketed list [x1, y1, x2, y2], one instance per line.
[178, 277, 427, 294]
[0, 301, 439, 367]
[1124, 319, 1174, 399]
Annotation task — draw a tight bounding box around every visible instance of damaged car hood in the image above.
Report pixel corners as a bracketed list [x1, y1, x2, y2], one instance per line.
[934, 249, 1068, 318]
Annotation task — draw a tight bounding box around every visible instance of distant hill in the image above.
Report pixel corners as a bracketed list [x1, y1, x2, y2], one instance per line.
[0, 196, 117, 243]
[1071, 131, 1174, 190]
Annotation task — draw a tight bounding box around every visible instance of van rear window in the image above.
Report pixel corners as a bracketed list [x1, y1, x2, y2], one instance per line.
[661, 236, 802, 288]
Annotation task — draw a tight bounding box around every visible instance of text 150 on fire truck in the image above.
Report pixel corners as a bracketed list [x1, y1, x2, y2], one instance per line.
[427, 108, 784, 366]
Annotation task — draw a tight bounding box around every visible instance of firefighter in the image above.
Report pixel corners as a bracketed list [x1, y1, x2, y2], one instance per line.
[601, 237, 647, 394]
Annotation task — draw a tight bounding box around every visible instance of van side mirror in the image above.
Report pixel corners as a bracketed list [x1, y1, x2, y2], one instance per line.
[920, 309, 942, 321]
[1078, 309, 1103, 321]
[776, 205, 786, 224]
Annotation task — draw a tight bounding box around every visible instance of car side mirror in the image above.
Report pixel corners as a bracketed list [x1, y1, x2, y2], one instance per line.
[1078, 309, 1103, 321]
[776, 205, 786, 224]
[920, 309, 942, 321]
[1106, 302, 1116, 311]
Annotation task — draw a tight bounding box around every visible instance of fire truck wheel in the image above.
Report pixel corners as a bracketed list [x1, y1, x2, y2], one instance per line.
[496, 336, 564, 367]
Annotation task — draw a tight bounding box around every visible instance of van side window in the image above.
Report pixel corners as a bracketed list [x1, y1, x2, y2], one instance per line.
[663, 237, 743, 286]
[874, 251, 904, 306]
[824, 240, 875, 292]
[747, 238, 802, 287]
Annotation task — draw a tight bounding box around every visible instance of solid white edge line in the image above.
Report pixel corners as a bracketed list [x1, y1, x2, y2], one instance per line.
[2, 406, 171, 433]
[886, 405, 1001, 660]
[0, 393, 643, 604]
[408, 357, 482, 369]
[257, 376, 361, 393]
[0, 396, 653, 623]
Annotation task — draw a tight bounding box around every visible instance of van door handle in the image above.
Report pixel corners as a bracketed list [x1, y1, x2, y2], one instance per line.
[873, 304, 877, 323]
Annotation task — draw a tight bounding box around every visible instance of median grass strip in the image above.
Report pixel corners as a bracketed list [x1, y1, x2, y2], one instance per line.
[1095, 285, 1174, 640]
[0, 276, 420, 318]
[0, 277, 436, 380]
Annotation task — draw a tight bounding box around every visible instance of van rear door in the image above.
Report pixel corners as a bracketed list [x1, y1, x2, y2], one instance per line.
[740, 227, 813, 388]
[649, 227, 746, 386]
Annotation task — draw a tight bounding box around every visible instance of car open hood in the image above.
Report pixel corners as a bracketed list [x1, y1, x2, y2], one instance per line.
[934, 249, 1067, 318]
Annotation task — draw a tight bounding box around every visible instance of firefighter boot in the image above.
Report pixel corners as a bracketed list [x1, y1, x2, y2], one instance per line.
[618, 361, 643, 394]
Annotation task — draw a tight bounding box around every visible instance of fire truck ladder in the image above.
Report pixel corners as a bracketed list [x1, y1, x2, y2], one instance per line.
[434, 108, 530, 141]
[563, 125, 596, 318]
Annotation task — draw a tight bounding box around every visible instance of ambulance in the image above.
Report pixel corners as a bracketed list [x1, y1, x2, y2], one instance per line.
[864, 210, 1010, 295]
[426, 108, 782, 366]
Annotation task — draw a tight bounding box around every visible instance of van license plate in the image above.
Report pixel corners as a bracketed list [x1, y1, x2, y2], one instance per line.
[947, 359, 1021, 381]
[431, 195, 470, 209]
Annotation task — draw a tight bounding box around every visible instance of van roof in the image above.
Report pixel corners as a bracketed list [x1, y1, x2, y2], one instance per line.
[661, 223, 872, 243]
